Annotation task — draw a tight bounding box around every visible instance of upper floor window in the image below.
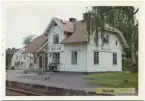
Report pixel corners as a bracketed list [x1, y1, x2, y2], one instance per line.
[71, 51, 77, 64]
[113, 53, 117, 65]
[116, 40, 118, 45]
[104, 35, 109, 44]
[53, 34, 59, 44]
[94, 52, 99, 64]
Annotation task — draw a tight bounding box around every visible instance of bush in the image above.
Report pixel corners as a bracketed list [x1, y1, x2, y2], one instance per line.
[122, 58, 131, 71]
[29, 63, 33, 68]
[37, 70, 43, 75]
[23, 69, 28, 74]
[42, 68, 50, 72]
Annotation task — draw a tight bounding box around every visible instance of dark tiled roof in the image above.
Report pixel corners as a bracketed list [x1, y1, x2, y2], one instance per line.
[55, 18, 74, 33]
[58, 18, 128, 48]
[60, 21, 88, 44]
[24, 34, 48, 53]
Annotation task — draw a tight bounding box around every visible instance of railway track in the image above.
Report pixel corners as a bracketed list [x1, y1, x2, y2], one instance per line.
[6, 87, 46, 96]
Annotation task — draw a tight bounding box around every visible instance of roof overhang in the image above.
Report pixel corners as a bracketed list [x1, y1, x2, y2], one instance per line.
[43, 17, 64, 35]
[104, 24, 129, 49]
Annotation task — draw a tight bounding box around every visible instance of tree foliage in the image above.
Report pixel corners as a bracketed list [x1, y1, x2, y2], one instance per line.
[85, 6, 138, 72]
[22, 35, 36, 47]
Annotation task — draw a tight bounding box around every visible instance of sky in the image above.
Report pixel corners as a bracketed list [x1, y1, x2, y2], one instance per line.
[5, 1, 140, 49]
[5, 1, 90, 49]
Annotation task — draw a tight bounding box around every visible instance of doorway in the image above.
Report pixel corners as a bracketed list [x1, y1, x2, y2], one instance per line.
[39, 55, 42, 68]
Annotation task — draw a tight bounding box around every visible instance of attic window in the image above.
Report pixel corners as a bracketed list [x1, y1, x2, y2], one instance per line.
[104, 35, 109, 44]
[61, 20, 66, 24]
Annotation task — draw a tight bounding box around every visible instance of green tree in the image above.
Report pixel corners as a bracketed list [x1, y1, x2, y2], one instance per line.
[22, 35, 36, 47]
[85, 6, 138, 72]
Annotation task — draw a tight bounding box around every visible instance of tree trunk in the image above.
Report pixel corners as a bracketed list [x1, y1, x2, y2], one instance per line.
[131, 30, 137, 61]
[130, 19, 137, 73]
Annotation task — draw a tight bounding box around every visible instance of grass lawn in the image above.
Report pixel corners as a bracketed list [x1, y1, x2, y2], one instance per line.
[83, 71, 138, 89]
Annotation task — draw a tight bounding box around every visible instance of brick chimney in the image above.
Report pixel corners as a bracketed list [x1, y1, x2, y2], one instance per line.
[69, 18, 76, 22]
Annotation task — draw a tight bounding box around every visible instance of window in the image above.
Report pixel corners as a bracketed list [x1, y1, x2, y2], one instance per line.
[71, 51, 77, 64]
[104, 35, 109, 43]
[116, 40, 117, 45]
[52, 53, 60, 64]
[94, 52, 99, 64]
[53, 34, 59, 44]
[113, 53, 117, 65]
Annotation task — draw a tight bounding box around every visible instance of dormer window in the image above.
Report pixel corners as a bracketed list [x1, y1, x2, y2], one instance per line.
[53, 34, 59, 44]
[104, 35, 109, 44]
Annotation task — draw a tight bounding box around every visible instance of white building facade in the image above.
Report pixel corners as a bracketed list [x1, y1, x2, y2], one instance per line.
[44, 16, 128, 72]
[11, 49, 32, 70]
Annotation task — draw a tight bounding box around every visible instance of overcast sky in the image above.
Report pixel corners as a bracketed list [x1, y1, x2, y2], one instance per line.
[5, 1, 139, 49]
[5, 1, 90, 49]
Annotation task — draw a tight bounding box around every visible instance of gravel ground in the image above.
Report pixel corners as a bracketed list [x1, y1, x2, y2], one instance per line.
[6, 71, 137, 96]
[6, 72, 102, 93]
[13, 72, 102, 89]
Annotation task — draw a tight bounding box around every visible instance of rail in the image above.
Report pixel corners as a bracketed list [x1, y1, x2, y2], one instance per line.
[6, 87, 46, 96]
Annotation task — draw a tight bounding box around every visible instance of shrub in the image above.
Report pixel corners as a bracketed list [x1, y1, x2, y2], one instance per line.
[37, 68, 43, 75]
[122, 58, 131, 71]
[23, 69, 28, 74]
[37, 71, 43, 75]
[42, 68, 50, 72]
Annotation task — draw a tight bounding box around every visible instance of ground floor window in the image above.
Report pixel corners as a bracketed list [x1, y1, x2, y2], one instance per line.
[71, 51, 77, 64]
[52, 53, 60, 64]
[94, 52, 99, 64]
[113, 53, 117, 65]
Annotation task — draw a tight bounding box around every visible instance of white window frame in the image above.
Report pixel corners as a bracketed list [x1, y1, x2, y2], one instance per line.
[113, 53, 117, 65]
[53, 34, 59, 44]
[104, 35, 109, 44]
[94, 52, 99, 65]
[71, 51, 77, 64]
[52, 53, 60, 64]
